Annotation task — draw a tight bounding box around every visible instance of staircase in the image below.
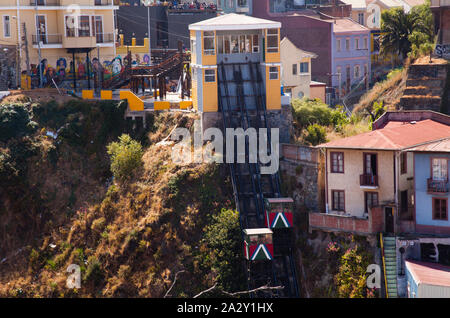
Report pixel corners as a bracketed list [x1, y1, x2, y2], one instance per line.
[382, 235, 398, 298]
[400, 63, 448, 113]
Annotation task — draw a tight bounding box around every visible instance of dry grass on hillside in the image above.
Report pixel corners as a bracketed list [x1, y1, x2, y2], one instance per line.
[0, 111, 234, 298]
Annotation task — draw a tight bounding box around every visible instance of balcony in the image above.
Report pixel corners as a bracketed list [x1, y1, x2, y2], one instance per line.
[427, 178, 449, 194]
[32, 34, 62, 46]
[360, 174, 378, 187]
[30, 0, 60, 5]
[430, 0, 450, 7]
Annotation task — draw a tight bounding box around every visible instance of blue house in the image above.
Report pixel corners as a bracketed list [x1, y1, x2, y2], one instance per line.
[411, 138, 450, 235]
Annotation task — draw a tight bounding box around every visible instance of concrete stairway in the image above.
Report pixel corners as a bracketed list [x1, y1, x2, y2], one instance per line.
[400, 63, 448, 113]
[383, 236, 398, 298]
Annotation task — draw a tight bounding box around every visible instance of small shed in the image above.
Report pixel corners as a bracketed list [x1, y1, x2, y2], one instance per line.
[405, 260, 450, 298]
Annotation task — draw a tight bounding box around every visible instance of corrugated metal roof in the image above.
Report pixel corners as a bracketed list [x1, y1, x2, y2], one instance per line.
[318, 119, 450, 150]
[333, 18, 370, 33]
[408, 138, 450, 152]
[406, 260, 450, 287]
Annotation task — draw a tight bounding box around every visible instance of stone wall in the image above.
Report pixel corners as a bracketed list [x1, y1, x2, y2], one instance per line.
[280, 144, 319, 212]
[0, 45, 17, 91]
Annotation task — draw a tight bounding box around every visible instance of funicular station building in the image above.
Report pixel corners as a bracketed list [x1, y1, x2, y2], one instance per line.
[188, 14, 299, 297]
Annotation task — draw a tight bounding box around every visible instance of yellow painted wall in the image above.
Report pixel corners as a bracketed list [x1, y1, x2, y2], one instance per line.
[201, 31, 216, 66]
[202, 68, 218, 112]
[326, 149, 396, 217]
[192, 74, 198, 111]
[265, 28, 280, 64]
[190, 30, 197, 65]
[101, 90, 112, 100]
[265, 65, 281, 110]
[116, 37, 150, 55]
[82, 89, 94, 99]
[120, 90, 144, 111]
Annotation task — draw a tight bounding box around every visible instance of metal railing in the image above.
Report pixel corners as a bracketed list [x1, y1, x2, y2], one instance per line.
[430, 0, 450, 7]
[360, 174, 378, 187]
[94, 0, 113, 5]
[427, 178, 449, 193]
[95, 33, 114, 44]
[30, 0, 60, 5]
[32, 34, 62, 45]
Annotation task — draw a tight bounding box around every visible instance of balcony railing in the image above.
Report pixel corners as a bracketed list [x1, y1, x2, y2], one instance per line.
[30, 0, 60, 5]
[360, 174, 378, 187]
[32, 34, 62, 45]
[427, 178, 449, 193]
[94, 0, 113, 5]
[96, 33, 114, 44]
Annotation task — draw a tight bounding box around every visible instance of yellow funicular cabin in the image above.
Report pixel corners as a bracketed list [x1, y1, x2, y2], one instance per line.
[243, 228, 274, 261]
[265, 197, 294, 229]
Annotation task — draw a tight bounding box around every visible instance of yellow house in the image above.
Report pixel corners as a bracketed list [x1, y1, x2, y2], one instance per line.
[0, 0, 119, 88]
[188, 13, 282, 115]
[280, 36, 317, 100]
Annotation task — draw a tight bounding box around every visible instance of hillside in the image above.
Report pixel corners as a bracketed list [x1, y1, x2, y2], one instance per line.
[0, 99, 238, 297]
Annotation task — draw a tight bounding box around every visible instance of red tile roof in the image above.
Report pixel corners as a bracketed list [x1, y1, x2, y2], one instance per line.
[406, 260, 450, 287]
[318, 119, 450, 150]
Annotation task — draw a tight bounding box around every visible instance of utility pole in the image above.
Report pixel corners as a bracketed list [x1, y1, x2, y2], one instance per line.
[142, 0, 153, 95]
[35, 6, 43, 88]
[23, 23, 30, 88]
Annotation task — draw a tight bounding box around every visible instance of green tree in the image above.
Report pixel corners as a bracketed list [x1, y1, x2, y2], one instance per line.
[202, 208, 245, 293]
[335, 245, 375, 298]
[380, 3, 433, 59]
[107, 134, 144, 182]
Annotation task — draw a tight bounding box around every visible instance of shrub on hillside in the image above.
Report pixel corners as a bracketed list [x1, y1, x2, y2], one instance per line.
[107, 134, 144, 183]
[0, 104, 37, 143]
[291, 98, 349, 130]
[304, 124, 328, 146]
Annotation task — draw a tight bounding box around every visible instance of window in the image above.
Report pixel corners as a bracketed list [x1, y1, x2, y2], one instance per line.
[432, 158, 448, 181]
[292, 64, 297, 75]
[252, 34, 259, 53]
[3, 16, 10, 38]
[65, 16, 76, 37]
[433, 198, 448, 220]
[364, 192, 379, 213]
[364, 153, 378, 176]
[224, 35, 230, 54]
[203, 31, 215, 55]
[245, 34, 252, 53]
[238, 0, 248, 6]
[358, 12, 364, 25]
[336, 38, 341, 52]
[331, 152, 344, 173]
[78, 15, 90, 37]
[332, 190, 345, 211]
[228, 0, 234, 8]
[217, 35, 223, 54]
[231, 35, 239, 53]
[363, 37, 368, 49]
[354, 65, 360, 78]
[401, 190, 408, 213]
[345, 38, 350, 50]
[401, 152, 407, 174]
[267, 29, 278, 53]
[239, 35, 245, 53]
[355, 38, 360, 50]
[269, 66, 278, 80]
[205, 69, 215, 83]
[300, 62, 309, 74]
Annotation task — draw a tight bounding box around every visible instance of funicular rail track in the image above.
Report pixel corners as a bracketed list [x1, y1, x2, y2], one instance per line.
[218, 61, 299, 298]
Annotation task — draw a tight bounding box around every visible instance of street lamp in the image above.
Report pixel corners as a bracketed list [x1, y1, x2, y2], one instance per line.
[141, 0, 152, 66]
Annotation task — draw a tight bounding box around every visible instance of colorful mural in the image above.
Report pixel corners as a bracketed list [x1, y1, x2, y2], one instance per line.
[28, 52, 153, 89]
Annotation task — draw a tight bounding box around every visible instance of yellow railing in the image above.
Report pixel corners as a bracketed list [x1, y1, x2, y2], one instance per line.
[379, 232, 389, 298]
